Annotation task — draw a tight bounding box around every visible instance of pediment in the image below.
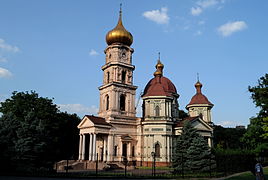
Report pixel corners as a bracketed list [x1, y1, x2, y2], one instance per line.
[77, 116, 94, 129]
[191, 118, 213, 131]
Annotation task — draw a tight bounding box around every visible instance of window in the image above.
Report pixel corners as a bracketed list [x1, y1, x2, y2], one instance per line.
[155, 105, 160, 116]
[106, 95, 109, 110]
[122, 70, 126, 83]
[132, 146, 135, 157]
[114, 146, 117, 156]
[120, 94, 126, 111]
[107, 71, 110, 83]
[155, 142, 160, 158]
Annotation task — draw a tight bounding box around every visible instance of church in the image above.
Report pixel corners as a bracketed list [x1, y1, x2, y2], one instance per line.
[76, 8, 214, 168]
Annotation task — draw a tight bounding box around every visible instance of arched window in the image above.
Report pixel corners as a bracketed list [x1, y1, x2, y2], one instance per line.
[122, 70, 126, 83]
[155, 105, 160, 116]
[107, 71, 110, 83]
[120, 94, 126, 111]
[106, 95, 109, 110]
[155, 142, 160, 158]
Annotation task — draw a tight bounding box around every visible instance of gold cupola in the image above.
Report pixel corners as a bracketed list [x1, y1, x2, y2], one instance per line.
[106, 5, 133, 46]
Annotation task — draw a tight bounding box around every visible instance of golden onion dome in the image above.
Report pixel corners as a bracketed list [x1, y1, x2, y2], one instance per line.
[154, 59, 164, 77]
[106, 7, 133, 46]
[195, 81, 203, 88]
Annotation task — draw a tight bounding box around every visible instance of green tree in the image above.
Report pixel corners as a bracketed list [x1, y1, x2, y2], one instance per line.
[173, 121, 214, 173]
[213, 125, 246, 149]
[0, 91, 80, 173]
[186, 136, 215, 173]
[242, 74, 268, 149]
[179, 110, 189, 119]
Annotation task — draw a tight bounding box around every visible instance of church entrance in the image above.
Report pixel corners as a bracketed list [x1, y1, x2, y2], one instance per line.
[122, 143, 127, 161]
[100, 147, 104, 161]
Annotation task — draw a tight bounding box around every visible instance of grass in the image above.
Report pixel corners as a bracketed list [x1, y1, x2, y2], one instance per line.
[225, 166, 268, 180]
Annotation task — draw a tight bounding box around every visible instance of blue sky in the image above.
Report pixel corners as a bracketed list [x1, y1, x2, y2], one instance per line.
[0, 0, 267, 127]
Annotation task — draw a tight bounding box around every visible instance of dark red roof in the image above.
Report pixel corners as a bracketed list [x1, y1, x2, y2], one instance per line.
[142, 76, 177, 97]
[188, 93, 212, 105]
[187, 81, 213, 106]
[85, 115, 111, 126]
[175, 116, 199, 127]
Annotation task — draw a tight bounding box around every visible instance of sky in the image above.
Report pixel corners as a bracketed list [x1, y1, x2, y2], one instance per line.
[0, 0, 267, 127]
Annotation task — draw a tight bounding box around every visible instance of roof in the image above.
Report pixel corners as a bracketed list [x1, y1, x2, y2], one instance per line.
[84, 115, 111, 126]
[187, 81, 213, 106]
[142, 76, 178, 97]
[188, 93, 213, 105]
[175, 116, 199, 127]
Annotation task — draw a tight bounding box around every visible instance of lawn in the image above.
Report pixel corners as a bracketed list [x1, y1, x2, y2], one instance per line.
[225, 166, 268, 180]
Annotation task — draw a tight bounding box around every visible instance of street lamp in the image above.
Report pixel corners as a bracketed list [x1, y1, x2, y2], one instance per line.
[151, 152, 156, 176]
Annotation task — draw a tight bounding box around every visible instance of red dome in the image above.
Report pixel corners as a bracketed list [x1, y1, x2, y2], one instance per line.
[142, 76, 178, 97]
[188, 93, 212, 105]
[187, 81, 213, 105]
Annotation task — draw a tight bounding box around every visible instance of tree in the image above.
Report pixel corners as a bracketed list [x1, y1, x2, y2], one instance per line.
[186, 136, 215, 173]
[0, 91, 80, 173]
[242, 74, 268, 149]
[173, 121, 214, 173]
[213, 125, 246, 149]
[179, 110, 189, 119]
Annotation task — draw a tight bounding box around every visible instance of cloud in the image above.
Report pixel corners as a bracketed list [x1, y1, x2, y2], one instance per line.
[0, 67, 12, 78]
[218, 120, 236, 127]
[58, 104, 98, 116]
[190, 0, 225, 16]
[197, 0, 219, 8]
[0, 39, 20, 53]
[89, 49, 99, 56]
[143, 7, 170, 24]
[191, 7, 202, 16]
[217, 21, 247, 37]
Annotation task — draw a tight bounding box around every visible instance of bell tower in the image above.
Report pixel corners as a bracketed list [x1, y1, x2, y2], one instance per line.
[98, 7, 137, 122]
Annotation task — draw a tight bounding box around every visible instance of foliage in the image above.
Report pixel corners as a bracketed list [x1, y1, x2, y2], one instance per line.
[242, 74, 268, 149]
[213, 125, 246, 149]
[213, 148, 256, 174]
[173, 121, 215, 174]
[248, 74, 268, 117]
[179, 110, 189, 119]
[0, 91, 80, 173]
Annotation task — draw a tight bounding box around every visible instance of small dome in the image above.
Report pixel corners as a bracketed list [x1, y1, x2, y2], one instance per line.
[106, 9, 133, 46]
[142, 60, 177, 97]
[142, 76, 177, 97]
[188, 81, 213, 106]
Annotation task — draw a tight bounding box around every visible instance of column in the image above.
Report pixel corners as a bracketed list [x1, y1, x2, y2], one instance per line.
[82, 134, 86, 160]
[92, 133, 97, 161]
[103, 136, 107, 162]
[78, 134, 82, 160]
[165, 135, 168, 161]
[112, 91, 116, 110]
[208, 137, 212, 147]
[107, 135, 113, 162]
[169, 136, 173, 161]
[89, 133, 93, 161]
[166, 135, 170, 162]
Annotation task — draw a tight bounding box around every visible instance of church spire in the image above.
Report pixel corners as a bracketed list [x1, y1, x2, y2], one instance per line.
[154, 53, 164, 77]
[105, 4, 133, 46]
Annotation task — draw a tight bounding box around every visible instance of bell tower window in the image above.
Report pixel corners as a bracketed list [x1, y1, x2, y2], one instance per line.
[106, 95, 109, 110]
[107, 71, 110, 83]
[120, 94, 126, 111]
[122, 70, 126, 83]
[155, 105, 160, 117]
